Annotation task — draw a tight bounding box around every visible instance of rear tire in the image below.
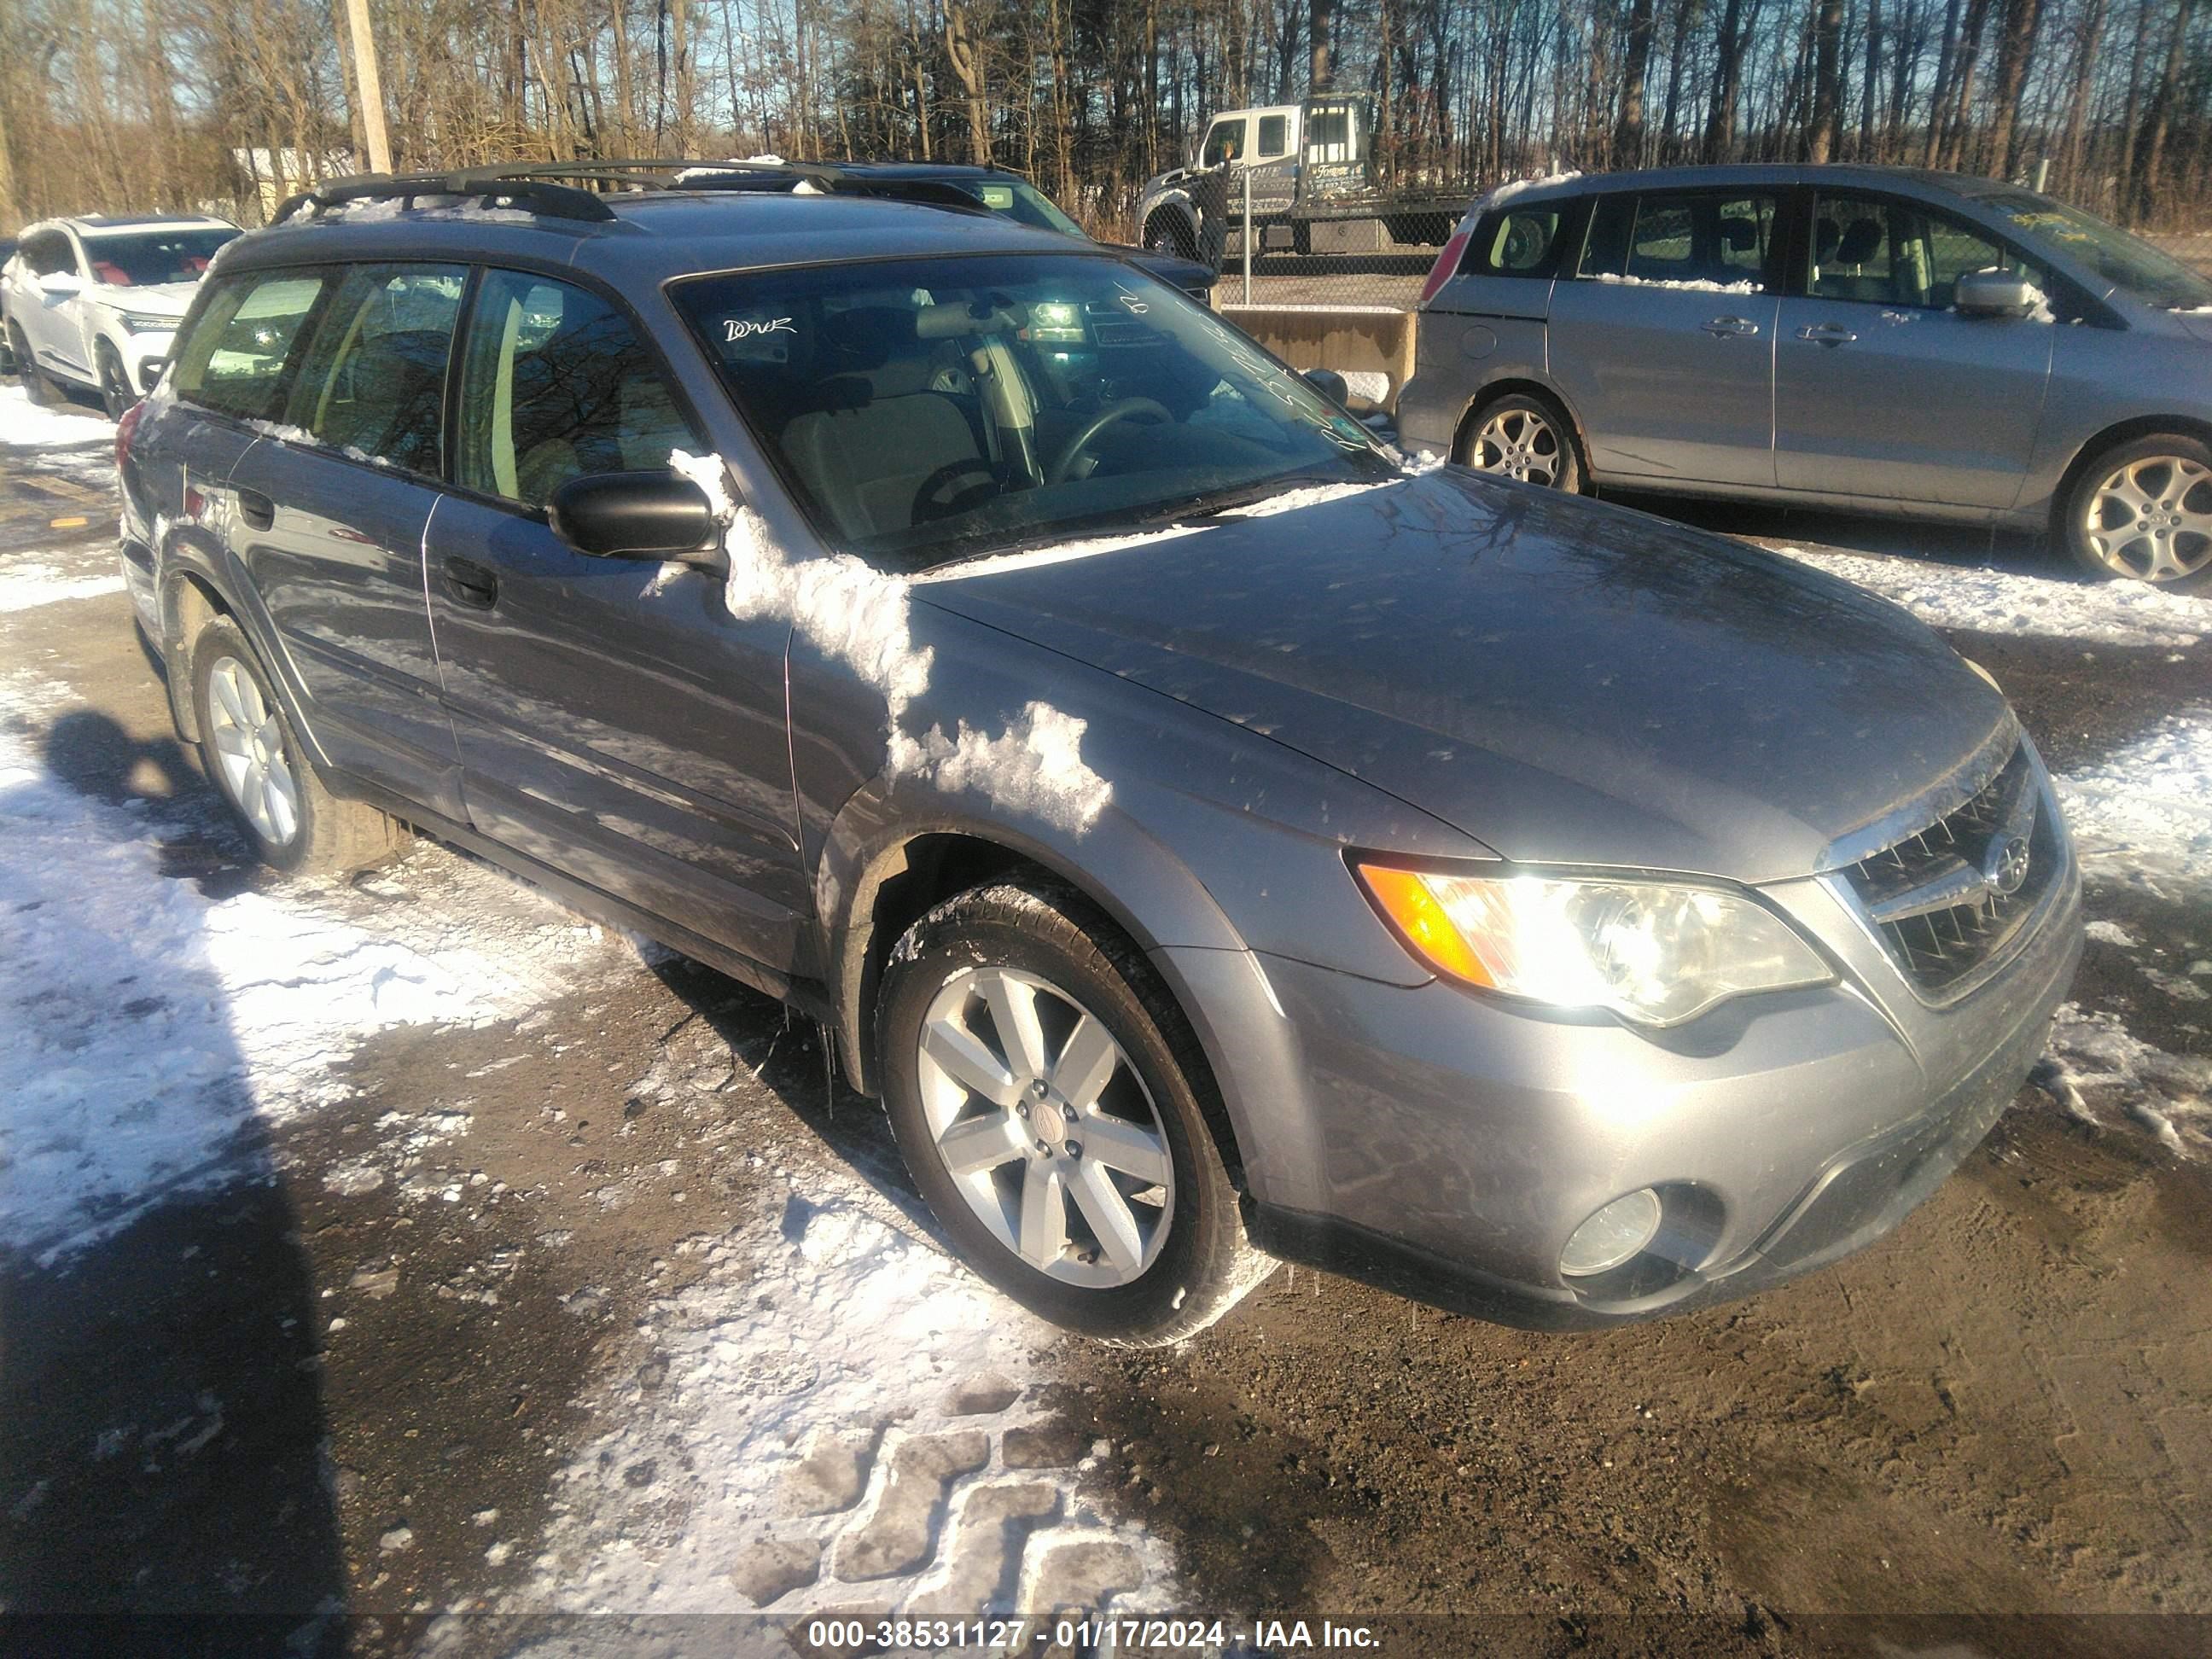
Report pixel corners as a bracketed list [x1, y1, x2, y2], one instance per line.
[2059, 432, 2212, 591]
[1458, 390, 1586, 493]
[9, 320, 61, 406]
[877, 877, 1273, 1347]
[189, 616, 407, 876]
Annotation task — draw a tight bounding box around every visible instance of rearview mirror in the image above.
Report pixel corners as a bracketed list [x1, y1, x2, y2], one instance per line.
[1954, 268, 2037, 317]
[548, 471, 722, 565]
[1301, 367, 1350, 405]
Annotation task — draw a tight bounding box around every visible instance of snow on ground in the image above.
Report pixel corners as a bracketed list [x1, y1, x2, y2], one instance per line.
[0, 556, 125, 613]
[2039, 1003, 2212, 1157]
[1771, 543, 2206, 649]
[0, 671, 645, 1267]
[524, 1187, 1169, 1615]
[0, 384, 111, 450]
[2056, 707, 2212, 896]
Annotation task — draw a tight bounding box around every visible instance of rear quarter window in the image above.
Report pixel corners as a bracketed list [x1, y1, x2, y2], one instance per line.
[172, 271, 329, 422]
[1465, 205, 1569, 278]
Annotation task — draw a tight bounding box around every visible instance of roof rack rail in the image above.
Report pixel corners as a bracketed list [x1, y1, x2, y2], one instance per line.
[270, 160, 724, 226]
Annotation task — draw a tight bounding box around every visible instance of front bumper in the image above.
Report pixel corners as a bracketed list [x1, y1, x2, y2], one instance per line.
[1171, 830, 2082, 1331]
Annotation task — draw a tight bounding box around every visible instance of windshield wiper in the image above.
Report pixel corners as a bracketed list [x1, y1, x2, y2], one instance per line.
[1128, 470, 1370, 526]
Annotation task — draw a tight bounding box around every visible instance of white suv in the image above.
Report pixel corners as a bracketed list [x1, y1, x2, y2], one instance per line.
[2, 213, 240, 417]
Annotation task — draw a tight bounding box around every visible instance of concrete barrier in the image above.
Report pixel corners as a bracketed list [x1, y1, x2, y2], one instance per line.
[1219, 303, 1415, 415]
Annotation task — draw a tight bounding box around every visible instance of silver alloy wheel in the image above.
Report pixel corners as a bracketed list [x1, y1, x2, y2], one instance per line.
[1472, 405, 1565, 486]
[916, 966, 1174, 1289]
[206, 656, 301, 847]
[2082, 454, 2212, 582]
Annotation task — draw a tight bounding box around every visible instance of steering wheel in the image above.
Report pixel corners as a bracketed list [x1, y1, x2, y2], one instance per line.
[1045, 398, 1173, 486]
[911, 458, 1003, 525]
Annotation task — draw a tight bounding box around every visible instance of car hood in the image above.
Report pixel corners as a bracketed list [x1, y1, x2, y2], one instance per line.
[1114, 244, 1218, 291]
[90, 280, 197, 317]
[916, 469, 2010, 884]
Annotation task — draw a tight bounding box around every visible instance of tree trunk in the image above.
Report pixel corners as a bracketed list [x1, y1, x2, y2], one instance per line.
[1983, 0, 2045, 180]
[1808, 0, 1844, 162]
[944, 1, 992, 166]
[1615, 0, 1656, 164]
[1310, 0, 1335, 90]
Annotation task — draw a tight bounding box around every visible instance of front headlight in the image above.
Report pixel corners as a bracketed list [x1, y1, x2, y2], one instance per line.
[117, 312, 176, 335]
[1354, 864, 1832, 1027]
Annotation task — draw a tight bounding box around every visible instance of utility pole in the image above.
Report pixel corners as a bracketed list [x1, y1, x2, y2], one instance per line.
[343, 0, 393, 174]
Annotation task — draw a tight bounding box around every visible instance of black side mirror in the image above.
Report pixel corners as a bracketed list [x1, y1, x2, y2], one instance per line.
[548, 471, 723, 566]
[1301, 367, 1350, 405]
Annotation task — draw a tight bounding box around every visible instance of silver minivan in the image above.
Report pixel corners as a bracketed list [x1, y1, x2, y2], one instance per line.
[1397, 165, 2212, 591]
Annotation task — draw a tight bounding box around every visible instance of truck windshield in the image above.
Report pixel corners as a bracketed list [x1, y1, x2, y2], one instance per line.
[672, 252, 1391, 570]
[1978, 189, 2212, 311]
[79, 227, 237, 287]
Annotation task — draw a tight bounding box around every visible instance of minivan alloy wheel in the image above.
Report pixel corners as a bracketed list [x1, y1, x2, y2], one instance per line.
[2081, 454, 2212, 582]
[205, 655, 301, 847]
[917, 966, 1175, 1288]
[1472, 404, 1565, 486]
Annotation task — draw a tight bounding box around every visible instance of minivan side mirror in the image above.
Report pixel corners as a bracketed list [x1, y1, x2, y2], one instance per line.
[547, 471, 724, 567]
[1954, 268, 2038, 317]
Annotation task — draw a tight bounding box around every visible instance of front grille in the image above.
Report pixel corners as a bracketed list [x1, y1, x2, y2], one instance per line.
[1841, 745, 2056, 997]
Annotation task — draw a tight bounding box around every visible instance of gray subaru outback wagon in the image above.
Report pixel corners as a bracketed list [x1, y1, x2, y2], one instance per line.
[118, 166, 2081, 1345]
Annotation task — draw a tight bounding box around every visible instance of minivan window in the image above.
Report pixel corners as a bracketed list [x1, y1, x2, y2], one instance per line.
[1811, 194, 2046, 311]
[672, 252, 1390, 568]
[454, 270, 698, 509]
[1580, 190, 1777, 288]
[1471, 207, 1565, 277]
[283, 265, 465, 475]
[171, 271, 329, 422]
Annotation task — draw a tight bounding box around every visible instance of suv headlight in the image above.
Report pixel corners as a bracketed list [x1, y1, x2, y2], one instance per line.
[117, 311, 175, 334]
[1354, 863, 1832, 1027]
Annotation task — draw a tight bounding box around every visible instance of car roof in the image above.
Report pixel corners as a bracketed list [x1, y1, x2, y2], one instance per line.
[1485, 162, 2009, 208]
[219, 189, 1110, 288]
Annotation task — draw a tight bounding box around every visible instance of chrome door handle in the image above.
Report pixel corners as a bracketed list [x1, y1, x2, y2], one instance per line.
[1703, 316, 1761, 337]
[1796, 323, 1859, 346]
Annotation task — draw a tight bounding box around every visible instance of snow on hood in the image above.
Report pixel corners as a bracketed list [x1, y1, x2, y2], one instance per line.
[89, 279, 198, 316]
[668, 450, 1113, 834]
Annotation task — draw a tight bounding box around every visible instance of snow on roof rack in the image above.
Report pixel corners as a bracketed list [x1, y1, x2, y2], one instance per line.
[271, 160, 718, 225]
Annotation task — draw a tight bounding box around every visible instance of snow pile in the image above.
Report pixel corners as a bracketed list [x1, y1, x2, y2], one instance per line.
[2037, 1004, 2211, 1156]
[1770, 544, 2206, 649]
[670, 448, 1113, 833]
[1483, 171, 1582, 208]
[521, 1194, 1168, 1614]
[0, 678, 641, 1266]
[1592, 273, 1762, 294]
[0, 383, 110, 449]
[0, 558, 125, 613]
[2054, 708, 2212, 894]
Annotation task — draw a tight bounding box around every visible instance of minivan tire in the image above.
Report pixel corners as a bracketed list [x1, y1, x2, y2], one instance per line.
[189, 617, 407, 876]
[877, 877, 1273, 1347]
[2059, 432, 2212, 591]
[1458, 390, 1586, 493]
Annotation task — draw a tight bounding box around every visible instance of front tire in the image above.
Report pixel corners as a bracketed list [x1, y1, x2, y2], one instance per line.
[877, 878, 1272, 1347]
[1458, 390, 1586, 492]
[96, 340, 136, 421]
[189, 616, 405, 875]
[1144, 214, 1196, 261]
[2060, 433, 2212, 591]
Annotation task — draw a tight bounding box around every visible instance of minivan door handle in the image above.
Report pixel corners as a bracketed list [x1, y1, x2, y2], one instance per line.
[442, 556, 499, 610]
[1702, 315, 1761, 337]
[1796, 323, 1860, 346]
[236, 487, 276, 531]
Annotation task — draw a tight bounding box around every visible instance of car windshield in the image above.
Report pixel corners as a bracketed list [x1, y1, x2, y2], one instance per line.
[1977, 189, 2212, 311]
[671, 252, 1392, 570]
[952, 180, 1087, 238]
[80, 227, 237, 287]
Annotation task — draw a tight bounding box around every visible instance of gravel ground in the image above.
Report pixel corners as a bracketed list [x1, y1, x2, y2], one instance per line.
[1, 387, 2207, 1657]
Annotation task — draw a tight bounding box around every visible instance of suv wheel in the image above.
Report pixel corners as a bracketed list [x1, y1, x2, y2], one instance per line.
[877, 878, 1273, 1347]
[96, 341, 136, 421]
[2061, 433, 2212, 590]
[8, 320, 60, 407]
[1460, 391, 1585, 492]
[189, 617, 405, 875]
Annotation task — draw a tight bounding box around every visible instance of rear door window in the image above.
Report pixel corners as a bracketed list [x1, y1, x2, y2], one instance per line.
[1257, 115, 1289, 158]
[1577, 190, 1779, 289]
[171, 271, 331, 422]
[452, 270, 698, 509]
[282, 265, 466, 474]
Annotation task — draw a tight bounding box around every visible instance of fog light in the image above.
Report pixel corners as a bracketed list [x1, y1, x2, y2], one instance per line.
[1560, 1188, 1662, 1277]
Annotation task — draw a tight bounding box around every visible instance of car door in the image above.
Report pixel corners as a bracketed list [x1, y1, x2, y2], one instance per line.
[1544, 188, 1784, 487]
[224, 262, 469, 821]
[1773, 190, 2054, 509]
[422, 266, 811, 979]
[18, 230, 92, 381]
